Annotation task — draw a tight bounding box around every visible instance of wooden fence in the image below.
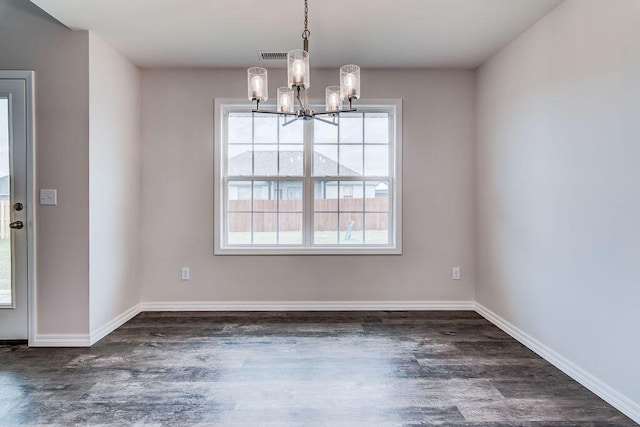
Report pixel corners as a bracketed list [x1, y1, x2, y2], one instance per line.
[0, 200, 10, 239]
[228, 198, 388, 232]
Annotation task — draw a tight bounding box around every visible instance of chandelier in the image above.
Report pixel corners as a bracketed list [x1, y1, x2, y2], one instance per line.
[246, 0, 361, 126]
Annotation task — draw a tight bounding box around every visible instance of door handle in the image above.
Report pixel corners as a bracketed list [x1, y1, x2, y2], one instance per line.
[9, 221, 24, 229]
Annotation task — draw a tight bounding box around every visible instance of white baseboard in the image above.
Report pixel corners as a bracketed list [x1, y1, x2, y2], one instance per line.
[89, 303, 141, 345]
[31, 334, 91, 347]
[30, 301, 472, 347]
[139, 300, 476, 312]
[474, 302, 640, 425]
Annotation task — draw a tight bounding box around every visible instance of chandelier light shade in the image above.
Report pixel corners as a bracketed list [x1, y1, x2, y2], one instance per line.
[340, 65, 360, 101]
[245, 0, 360, 125]
[325, 86, 342, 112]
[247, 67, 268, 102]
[287, 49, 310, 89]
[277, 87, 295, 113]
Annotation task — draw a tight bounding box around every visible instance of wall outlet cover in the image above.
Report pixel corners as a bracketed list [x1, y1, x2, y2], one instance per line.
[40, 189, 57, 206]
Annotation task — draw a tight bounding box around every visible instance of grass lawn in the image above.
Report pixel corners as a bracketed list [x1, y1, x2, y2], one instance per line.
[0, 237, 11, 291]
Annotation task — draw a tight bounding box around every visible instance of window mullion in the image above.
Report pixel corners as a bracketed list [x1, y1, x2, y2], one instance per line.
[276, 118, 280, 245]
[304, 118, 314, 247]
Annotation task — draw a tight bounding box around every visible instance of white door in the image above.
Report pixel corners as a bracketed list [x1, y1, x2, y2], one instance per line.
[0, 72, 33, 342]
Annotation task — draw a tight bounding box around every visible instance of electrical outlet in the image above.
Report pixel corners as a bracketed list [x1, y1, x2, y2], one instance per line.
[181, 267, 190, 281]
[452, 267, 461, 280]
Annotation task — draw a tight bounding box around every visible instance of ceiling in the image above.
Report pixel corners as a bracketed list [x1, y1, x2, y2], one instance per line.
[30, 0, 563, 69]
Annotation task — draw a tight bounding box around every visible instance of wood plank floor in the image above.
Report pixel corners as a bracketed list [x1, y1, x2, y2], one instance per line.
[0, 311, 636, 426]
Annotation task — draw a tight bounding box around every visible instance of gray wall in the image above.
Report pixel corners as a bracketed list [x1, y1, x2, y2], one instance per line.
[476, 0, 640, 407]
[0, 0, 90, 335]
[0, 0, 143, 338]
[88, 33, 141, 334]
[140, 68, 476, 303]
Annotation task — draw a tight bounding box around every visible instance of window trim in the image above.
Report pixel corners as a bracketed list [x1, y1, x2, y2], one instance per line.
[214, 98, 402, 255]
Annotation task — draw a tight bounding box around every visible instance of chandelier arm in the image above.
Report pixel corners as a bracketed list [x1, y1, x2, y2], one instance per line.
[312, 115, 339, 126]
[296, 88, 306, 111]
[282, 117, 300, 127]
[313, 108, 357, 116]
[251, 110, 297, 116]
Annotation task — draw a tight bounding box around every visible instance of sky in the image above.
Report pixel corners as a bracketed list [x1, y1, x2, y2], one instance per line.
[0, 99, 10, 178]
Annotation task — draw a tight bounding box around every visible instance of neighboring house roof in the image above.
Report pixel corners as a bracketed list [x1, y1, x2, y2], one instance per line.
[0, 175, 9, 196]
[229, 150, 360, 177]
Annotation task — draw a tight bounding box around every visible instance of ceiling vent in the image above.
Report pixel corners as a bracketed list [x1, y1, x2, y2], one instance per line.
[258, 51, 288, 61]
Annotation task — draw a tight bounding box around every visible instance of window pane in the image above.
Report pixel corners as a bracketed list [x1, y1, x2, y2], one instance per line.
[279, 145, 303, 176]
[221, 104, 397, 252]
[314, 145, 338, 176]
[228, 212, 251, 244]
[227, 181, 252, 211]
[314, 213, 338, 244]
[364, 145, 389, 176]
[339, 113, 363, 144]
[238, 186, 252, 200]
[365, 181, 389, 212]
[314, 180, 338, 211]
[280, 181, 303, 212]
[364, 113, 389, 144]
[279, 213, 302, 244]
[0, 99, 10, 306]
[253, 146, 278, 176]
[314, 118, 337, 144]
[339, 213, 363, 244]
[228, 144, 252, 176]
[365, 213, 389, 245]
[252, 181, 276, 212]
[280, 119, 303, 144]
[339, 145, 363, 176]
[253, 213, 277, 244]
[340, 181, 364, 211]
[254, 115, 277, 144]
[228, 114, 252, 144]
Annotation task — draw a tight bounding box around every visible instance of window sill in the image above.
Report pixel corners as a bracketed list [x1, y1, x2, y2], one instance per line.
[214, 246, 402, 256]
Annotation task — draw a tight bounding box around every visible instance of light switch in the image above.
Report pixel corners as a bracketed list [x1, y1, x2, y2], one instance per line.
[40, 189, 57, 206]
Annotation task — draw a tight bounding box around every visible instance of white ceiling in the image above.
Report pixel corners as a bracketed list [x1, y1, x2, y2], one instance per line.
[30, 0, 563, 69]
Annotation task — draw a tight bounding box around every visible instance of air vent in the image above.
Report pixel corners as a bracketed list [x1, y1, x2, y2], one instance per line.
[258, 51, 288, 61]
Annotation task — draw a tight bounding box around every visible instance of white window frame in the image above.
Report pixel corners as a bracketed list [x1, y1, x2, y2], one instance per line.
[214, 98, 402, 255]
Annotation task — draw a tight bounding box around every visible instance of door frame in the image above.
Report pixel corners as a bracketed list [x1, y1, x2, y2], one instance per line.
[0, 71, 36, 345]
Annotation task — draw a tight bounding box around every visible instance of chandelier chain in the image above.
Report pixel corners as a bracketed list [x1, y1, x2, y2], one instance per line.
[302, 0, 310, 41]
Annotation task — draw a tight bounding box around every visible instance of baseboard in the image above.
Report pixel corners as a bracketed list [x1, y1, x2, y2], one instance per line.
[31, 334, 91, 347]
[89, 303, 142, 345]
[31, 304, 142, 348]
[139, 300, 476, 311]
[29, 301, 472, 347]
[474, 302, 640, 425]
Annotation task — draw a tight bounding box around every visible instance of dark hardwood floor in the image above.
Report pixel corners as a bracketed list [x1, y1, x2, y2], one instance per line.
[0, 311, 636, 426]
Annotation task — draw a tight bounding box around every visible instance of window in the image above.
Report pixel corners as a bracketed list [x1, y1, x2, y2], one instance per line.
[215, 99, 402, 254]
